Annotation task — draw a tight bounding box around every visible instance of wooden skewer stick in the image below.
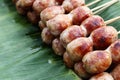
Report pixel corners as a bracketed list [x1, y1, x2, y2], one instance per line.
[86, 0, 102, 7]
[117, 31, 120, 34]
[91, 0, 119, 12]
[105, 16, 120, 35]
[105, 16, 120, 25]
[93, 0, 119, 14]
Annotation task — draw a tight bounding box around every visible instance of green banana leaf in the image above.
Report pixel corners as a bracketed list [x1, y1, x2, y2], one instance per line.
[0, 0, 120, 80]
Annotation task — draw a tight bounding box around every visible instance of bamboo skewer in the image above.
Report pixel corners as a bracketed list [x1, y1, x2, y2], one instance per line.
[118, 31, 120, 34]
[91, 0, 118, 12]
[93, 0, 119, 14]
[86, 0, 102, 7]
[105, 16, 120, 24]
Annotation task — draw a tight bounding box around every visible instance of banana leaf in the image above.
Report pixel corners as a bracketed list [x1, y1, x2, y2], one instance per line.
[0, 0, 120, 80]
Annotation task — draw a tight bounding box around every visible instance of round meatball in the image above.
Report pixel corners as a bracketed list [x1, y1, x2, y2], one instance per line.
[111, 64, 120, 80]
[27, 11, 40, 24]
[70, 6, 92, 25]
[82, 15, 105, 35]
[40, 6, 65, 25]
[91, 26, 118, 50]
[18, 0, 35, 8]
[38, 21, 46, 30]
[107, 39, 120, 63]
[63, 52, 74, 68]
[41, 28, 54, 44]
[62, 0, 85, 13]
[47, 14, 73, 36]
[16, 0, 27, 15]
[74, 62, 90, 79]
[90, 72, 114, 80]
[60, 25, 87, 48]
[16, 0, 35, 15]
[82, 51, 112, 74]
[52, 38, 65, 56]
[33, 0, 57, 15]
[67, 37, 93, 62]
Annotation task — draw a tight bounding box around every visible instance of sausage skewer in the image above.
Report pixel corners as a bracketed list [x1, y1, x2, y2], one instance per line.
[43, 7, 120, 70]
[15, 0, 63, 15]
[50, 16, 120, 56]
[62, 0, 101, 13]
[41, 0, 111, 44]
[14, 0, 101, 24]
[60, 16, 120, 48]
[15, 0, 64, 24]
[67, 26, 120, 62]
[74, 39, 120, 78]
[50, 11, 120, 58]
[41, 2, 109, 44]
[82, 50, 112, 74]
[82, 39, 120, 74]
[47, 0, 118, 36]
[40, 0, 101, 28]
[13, 0, 120, 79]
[41, 1, 113, 54]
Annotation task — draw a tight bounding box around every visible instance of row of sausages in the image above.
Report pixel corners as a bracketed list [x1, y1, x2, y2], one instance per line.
[13, 0, 120, 80]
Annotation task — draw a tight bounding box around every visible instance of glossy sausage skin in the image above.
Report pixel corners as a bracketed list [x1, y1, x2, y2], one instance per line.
[70, 6, 92, 25]
[41, 28, 54, 44]
[16, 0, 35, 15]
[19, 0, 35, 8]
[47, 14, 73, 36]
[67, 37, 93, 62]
[111, 64, 120, 80]
[107, 39, 120, 63]
[74, 62, 90, 79]
[33, 0, 57, 15]
[90, 72, 114, 80]
[82, 15, 105, 35]
[63, 51, 74, 68]
[82, 51, 112, 74]
[62, 0, 85, 13]
[40, 6, 65, 25]
[91, 26, 118, 50]
[60, 25, 87, 48]
[52, 38, 65, 56]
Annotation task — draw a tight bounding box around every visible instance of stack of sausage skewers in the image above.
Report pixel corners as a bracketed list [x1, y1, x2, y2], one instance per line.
[13, 0, 120, 80]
